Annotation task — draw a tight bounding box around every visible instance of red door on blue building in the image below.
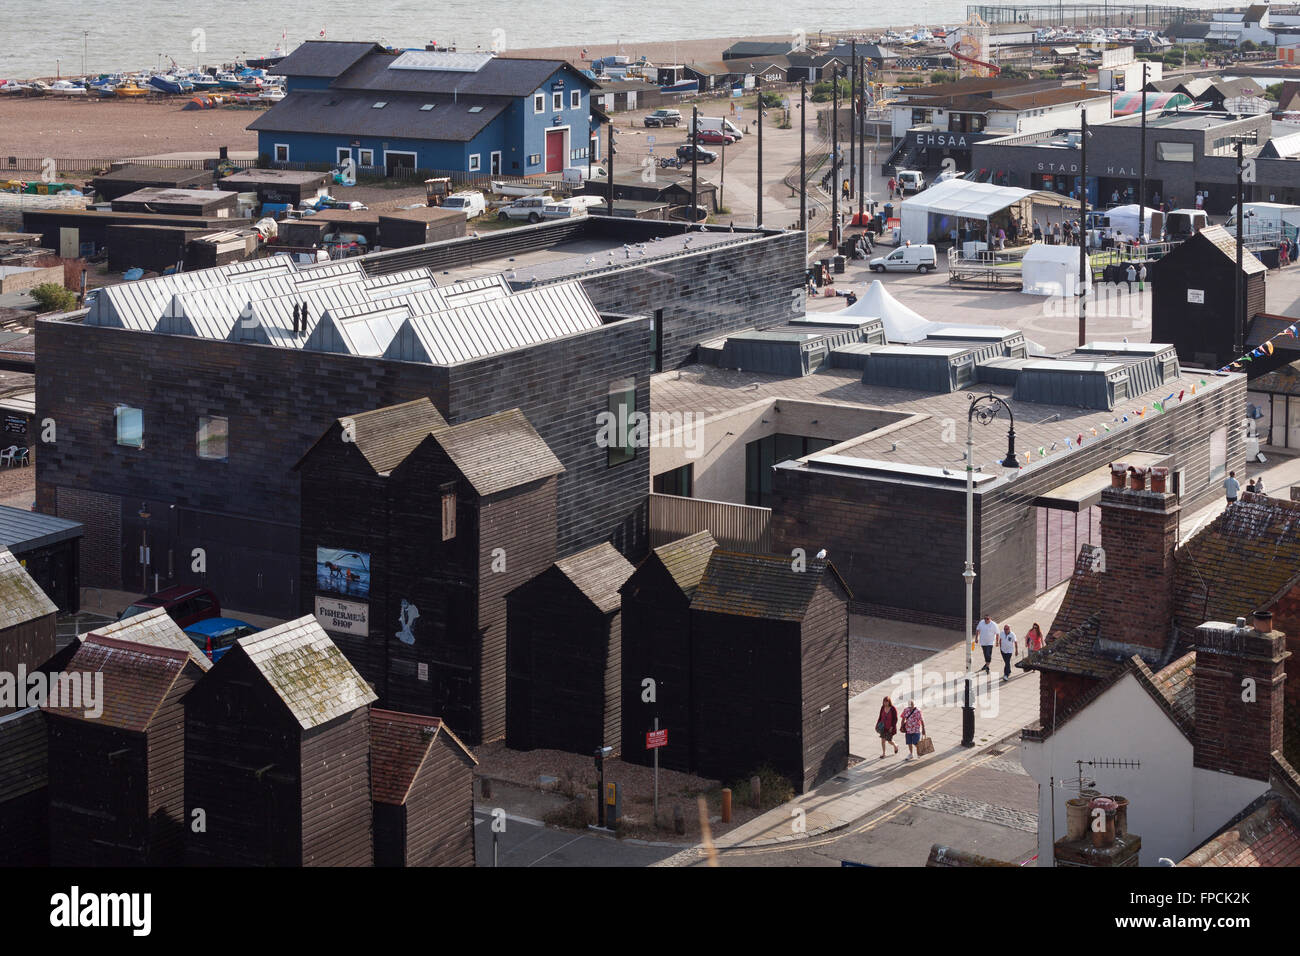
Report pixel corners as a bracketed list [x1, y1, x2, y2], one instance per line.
[545, 129, 564, 173]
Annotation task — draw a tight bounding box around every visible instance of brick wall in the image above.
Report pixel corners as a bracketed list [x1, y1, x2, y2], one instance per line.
[1094, 487, 1181, 654]
[53, 485, 121, 588]
[1039, 671, 1100, 728]
[1266, 581, 1300, 769]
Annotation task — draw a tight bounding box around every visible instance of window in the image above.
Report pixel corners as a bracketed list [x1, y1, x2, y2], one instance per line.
[528, 153, 541, 166]
[534, 93, 544, 113]
[468, 153, 481, 172]
[420, 103, 436, 111]
[274, 144, 289, 162]
[653, 464, 693, 497]
[1209, 425, 1227, 481]
[441, 482, 457, 541]
[570, 89, 581, 109]
[553, 91, 563, 111]
[115, 405, 143, 448]
[336, 147, 351, 164]
[1156, 141, 1194, 163]
[650, 309, 663, 372]
[197, 416, 228, 461]
[745, 434, 837, 507]
[359, 149, 374, 166]
[468, 106, 483, 113]
[606, 378, 637, 467]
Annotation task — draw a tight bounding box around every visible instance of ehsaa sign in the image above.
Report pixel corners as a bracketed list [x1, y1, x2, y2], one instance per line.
[315, 595, 369, 635]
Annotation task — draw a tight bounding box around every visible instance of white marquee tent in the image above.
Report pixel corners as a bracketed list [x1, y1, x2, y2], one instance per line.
[1021, 242, 1091, 296]
[899, 178, 1070, 246]
[829, 279, 938, 342]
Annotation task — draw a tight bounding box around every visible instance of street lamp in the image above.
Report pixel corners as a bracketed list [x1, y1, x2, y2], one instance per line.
[1077, 115, 1093, 347]
[962, 394, 1020, 748]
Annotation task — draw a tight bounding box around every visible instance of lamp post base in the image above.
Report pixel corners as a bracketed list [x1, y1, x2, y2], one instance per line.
[960, 705, 975, 748]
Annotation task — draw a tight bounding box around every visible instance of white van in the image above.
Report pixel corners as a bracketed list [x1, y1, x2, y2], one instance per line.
[897, 169, 925, 194]
[442, 191, 486, 220]
[870, 243, 938, 273]
[693, 116, 744, 139]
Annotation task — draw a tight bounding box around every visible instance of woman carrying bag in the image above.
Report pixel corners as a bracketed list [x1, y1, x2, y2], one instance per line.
[877, 696, 899, 759]
[900, 699, 930, 760]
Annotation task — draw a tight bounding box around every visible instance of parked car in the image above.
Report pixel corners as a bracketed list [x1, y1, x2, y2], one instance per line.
[869, 243, 938, 273]
[118, 585, 221, 629]
[498, 195, 555, 223]
[692, 128, 738, 146]
[184, 617, 260, 663]
[442, 191, 487, 219]
[676, 143, 719, 164]
[643, 108, 682, 127]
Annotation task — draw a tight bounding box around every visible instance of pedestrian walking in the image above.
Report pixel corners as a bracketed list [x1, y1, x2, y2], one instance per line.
[999, 623, 1018, 682]
[1224, 470, 1240, 505]
[1257, 475, 1267, 494]
[1139, 262, 1148, 292]
[1026, 621, 1045, 654]
[1126, 262, 1137, 292]
[900, 699, 926, 760]
[974, 613, 999, 674]
[877, 695, 899, 758]
[996, 227, 1006, 251]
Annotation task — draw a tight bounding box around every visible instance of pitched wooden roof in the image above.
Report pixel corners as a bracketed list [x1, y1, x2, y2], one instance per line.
[89, 605, 212, 672]
[429, 408, 564, 497]
[690, 550, 851, 621]
[370, 708, 477, 805]
[43, 635, 194, 731]
[554, 543, 637, 614]
[649, 530, 717, 599]
[0, 546, 56, 630]
[236, 616, 377, 729]
[317, 397, 447, 476]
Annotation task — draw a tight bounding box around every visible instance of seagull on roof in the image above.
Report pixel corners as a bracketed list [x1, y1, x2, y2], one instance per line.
[815, 549, 828, 560]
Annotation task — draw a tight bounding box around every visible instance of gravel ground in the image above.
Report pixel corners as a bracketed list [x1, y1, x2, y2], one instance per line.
[0, 97, 258, 161]
[849, 635, 938, 698]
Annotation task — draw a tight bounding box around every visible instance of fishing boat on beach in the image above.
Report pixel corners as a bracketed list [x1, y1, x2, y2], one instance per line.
[148, 74, 186, 94]
[50, 79, 88, 96]
[114, 81, 148, 98]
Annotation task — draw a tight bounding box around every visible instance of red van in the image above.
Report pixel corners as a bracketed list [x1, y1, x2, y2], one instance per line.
[118, 585, 221, 629]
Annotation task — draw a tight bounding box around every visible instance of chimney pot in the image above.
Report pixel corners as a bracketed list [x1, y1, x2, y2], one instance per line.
[1128, 466, 1148, 491]
[1253, 610, 1273, 632]
[1110, 462, 1127, 488]
[1236, 616, 1247, 628]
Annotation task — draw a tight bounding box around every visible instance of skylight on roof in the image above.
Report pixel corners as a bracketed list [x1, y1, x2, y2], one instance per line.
[373, 101, 387, 109]
[420, 103, 436, 111]
[468, 106, 483, 113]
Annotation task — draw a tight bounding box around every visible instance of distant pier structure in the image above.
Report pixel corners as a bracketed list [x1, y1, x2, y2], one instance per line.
[966, 3, 1199, 29]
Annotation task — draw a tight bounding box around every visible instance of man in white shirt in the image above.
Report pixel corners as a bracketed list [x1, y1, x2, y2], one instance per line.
[1224, 471, 1240, 505]
[999, 624, 1018, 682]
[974, 614, 999, 674]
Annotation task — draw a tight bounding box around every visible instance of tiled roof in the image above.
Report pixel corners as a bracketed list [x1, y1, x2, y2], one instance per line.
[1049, 544, 1104, 636]
[430, 408, 564, 497]
[370, 708, 477, 805]
[1132, 651, 1196, 738]
[691, 550, 851, 622]
[89, 605, 212, 672]
[554, 543, 637, 615]
[1173, 493, 1300, 631]
[1179, 796, 1300, 867]
[237, 616, 378, 730]
[1018, 613, 1123, 680]
[43, 635, 193, 731]
[649, 530, 717, 599]
[0, 546, 56, 630]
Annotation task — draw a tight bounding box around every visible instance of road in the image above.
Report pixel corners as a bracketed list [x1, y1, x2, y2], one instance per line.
[473, 808, 680, 867]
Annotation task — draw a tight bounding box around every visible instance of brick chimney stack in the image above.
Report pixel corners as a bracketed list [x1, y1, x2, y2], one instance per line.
[1095, 478, 1181, 656]
[1192, 615, 1290, 781]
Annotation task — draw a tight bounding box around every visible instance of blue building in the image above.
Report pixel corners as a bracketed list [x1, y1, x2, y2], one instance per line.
[250, 41, 602, 177]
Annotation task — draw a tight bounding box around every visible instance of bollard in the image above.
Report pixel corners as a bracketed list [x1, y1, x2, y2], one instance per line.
[751, 775, 762, 809]
[721, 787, 732, 824]
[673, 803, 686, 835]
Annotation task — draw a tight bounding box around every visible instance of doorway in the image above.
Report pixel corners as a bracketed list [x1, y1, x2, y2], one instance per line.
[544, 128, 567, 173]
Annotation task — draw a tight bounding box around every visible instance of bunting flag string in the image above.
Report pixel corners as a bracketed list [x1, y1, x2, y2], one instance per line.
[1219, 323, 1298, 372]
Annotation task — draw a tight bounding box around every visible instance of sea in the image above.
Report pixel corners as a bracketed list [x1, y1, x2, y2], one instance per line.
[0, 0, 1245, 79]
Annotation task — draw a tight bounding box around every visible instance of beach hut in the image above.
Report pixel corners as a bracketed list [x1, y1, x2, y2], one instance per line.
[184, 616, 378, 866]
[619, 530, 717, 772]
[506, 543, 635, 754]
[371, 709, 478, 867]
[689, 551, 851, 792]
[44, 633, 204, 865]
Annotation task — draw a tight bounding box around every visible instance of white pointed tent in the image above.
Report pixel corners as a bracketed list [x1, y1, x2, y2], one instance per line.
[826, 279, 938, 343]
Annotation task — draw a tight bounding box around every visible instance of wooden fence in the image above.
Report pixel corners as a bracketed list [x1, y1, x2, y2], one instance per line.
[0, 156, 259, 174]
[649, 492, 771, 553]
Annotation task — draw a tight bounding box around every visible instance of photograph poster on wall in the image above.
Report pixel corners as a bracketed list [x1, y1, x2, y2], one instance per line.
[316, 547, 371, 600]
